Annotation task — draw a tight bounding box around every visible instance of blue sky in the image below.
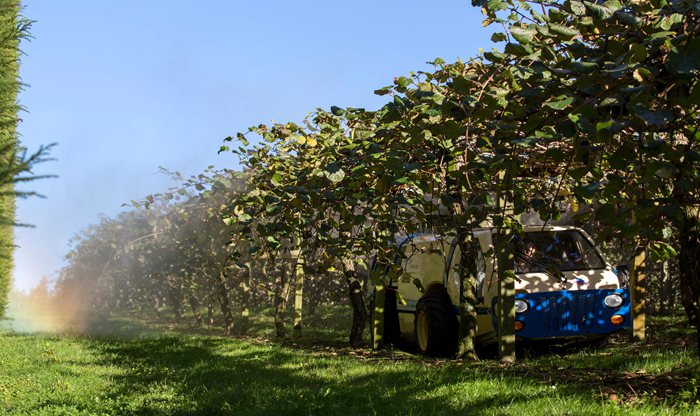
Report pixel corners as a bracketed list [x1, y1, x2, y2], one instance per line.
[14, 1, 494, 291]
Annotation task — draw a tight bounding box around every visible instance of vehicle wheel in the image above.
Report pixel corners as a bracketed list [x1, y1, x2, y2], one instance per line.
[369, 288, 400, 349]
[581, 335, 609, 350]
[383, 287, 400, 345]
[368, 297, 376, 347]
[414, 286, 458, 357]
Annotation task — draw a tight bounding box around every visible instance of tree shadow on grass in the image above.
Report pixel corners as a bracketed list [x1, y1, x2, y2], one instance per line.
[81, 334, 696, 416]
[71, 309, 699, 414]
[67, 309, 698, 413]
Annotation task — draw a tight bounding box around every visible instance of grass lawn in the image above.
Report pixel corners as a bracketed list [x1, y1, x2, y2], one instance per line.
[0, 310, 698, 415]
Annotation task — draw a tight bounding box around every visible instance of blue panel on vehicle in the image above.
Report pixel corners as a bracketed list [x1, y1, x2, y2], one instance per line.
[514, 289, 631, 339]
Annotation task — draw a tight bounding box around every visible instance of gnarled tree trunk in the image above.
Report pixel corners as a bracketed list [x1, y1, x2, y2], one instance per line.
[293, 255, 305, 338]
[679, 207, 700, 359]
[217, 270, 235, 334]
[237, 261, 252, 335]
[456, 234, 479, 361]
[189, 294, 202, 327]
[679, 207, 700, 329]
[273, 255, 293, 338]
[342, 258, 367, 348]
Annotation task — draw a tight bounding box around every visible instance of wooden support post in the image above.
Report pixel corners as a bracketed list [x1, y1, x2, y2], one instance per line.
[497, 231, 516, 363]
[239, 261, 251, 334]
[630, 249, 646, 342]
[371, 280, 385, 350]
[293, 256, 304, 338]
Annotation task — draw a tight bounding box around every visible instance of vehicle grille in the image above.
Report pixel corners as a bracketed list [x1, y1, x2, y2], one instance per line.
[541, 292, 597, 333]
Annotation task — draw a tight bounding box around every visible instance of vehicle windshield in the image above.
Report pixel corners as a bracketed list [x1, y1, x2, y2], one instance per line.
[514, 230, 606, 274]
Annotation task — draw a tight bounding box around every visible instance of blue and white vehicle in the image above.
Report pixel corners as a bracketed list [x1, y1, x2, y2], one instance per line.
[381, 226, 631, 356]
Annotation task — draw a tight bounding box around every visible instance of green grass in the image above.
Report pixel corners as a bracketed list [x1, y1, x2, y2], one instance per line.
[0, 310, 698, 415]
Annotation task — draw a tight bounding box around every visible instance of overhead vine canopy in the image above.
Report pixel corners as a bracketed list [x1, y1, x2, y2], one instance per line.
[222, 0, 699, 357]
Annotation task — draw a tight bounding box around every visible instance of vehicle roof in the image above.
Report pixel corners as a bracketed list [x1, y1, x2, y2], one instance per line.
[397, 225, 581, 245]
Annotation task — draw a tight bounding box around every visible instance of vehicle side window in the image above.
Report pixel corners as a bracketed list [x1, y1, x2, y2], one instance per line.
[476, 249, 486, 298]
[400, 241, 446, 298]
[447, 239, 487, 299]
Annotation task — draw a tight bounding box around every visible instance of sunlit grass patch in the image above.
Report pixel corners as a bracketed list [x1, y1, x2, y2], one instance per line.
[0, 310, 697, 415]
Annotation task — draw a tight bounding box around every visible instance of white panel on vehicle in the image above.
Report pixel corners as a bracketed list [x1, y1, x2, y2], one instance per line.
[400, 239, 447, 304]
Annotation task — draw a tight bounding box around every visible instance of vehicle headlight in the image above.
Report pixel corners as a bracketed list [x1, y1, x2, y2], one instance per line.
[604, 293, 624, 308]
[514, 299, 529, 314]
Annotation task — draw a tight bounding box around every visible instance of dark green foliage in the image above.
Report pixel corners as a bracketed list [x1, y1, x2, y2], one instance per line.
[51, 169, 348, 336]
[224, 0, 700, 359]
[42, 0, 700, 360]
[0, 1, 52, 318]
[0, 0, 23, 318]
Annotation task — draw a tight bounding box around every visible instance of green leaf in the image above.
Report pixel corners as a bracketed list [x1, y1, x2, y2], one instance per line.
[597, 203, 616, 219]
[662, 203, 681, 218]
[614, 11, 642, 26]
[689, 81, 700, 105]
[571, 61, 598, 74]
[599, 97, 621, 107]
[545, 95, 575, 110]
[403, 162, 422, 172]
[568, 166, 589, 180]
[667, 38, 700, 77]
[271, 172, 284, 187]
[236, 132, 250, 146]
[510, 25, 537, 44]
[649, 241, 678, 261]
[608, 148, 632, 170]
[265, 204, 281, 214]
[629, 43, 647, 63]
[451, 76, 473, 95]
[485, 0, 508, 12]
[374, 86, 392, 96]
[603, 0, 623, 12]
[653, 163, 676, 179]
[504, 42, 534, 57]
[491, 32, 507, 42]
[557, 119, 577, 137]
[575, 182, 601, 199]
[484, 49, 507, 63]
[324, 163, 346, 184]
[632, 67, 654, 83]
[412, 278, 425, 293]
[545, 147, 567, 162]
[395, 76, 412, 89]
[630, 103, 674, 126]
[585, 2, 613, 19]
[511, 137, 538, 147]
[662, 226, 673, 240]
[237, 213, 252, 222]
[569, 1, 586, 15]
[548, 23, 580, 39]
[657, 13, 683, 30]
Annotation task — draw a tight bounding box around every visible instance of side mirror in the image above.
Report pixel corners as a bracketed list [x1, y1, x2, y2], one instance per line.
[616, 264, 629, 288]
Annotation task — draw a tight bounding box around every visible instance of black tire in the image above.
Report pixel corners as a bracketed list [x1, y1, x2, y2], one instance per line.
[369, 287, 401, 349]
[383, 287, 401, 345]
[580, 335, 609, 350]
[368, 297, 376, 347]
[414, 285, 458, 357]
